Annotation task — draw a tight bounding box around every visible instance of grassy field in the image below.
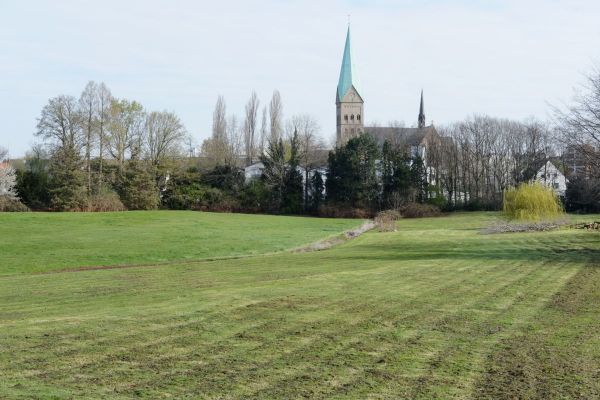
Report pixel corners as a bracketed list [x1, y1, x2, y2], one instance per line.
[1, 212, 599, 399]
[0, 211, 361, 275]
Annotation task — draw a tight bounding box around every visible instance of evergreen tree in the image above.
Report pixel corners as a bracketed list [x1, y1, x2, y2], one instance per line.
[309, 170, 324, 211]
[282, 129, 303, 214]
[326, 133, 380, 208]
[381, 140, 411, 207]
[260, 137, 286, 211]
[48, 146, 88, 211]
[119, 160, 160, 210]
[16, 151, 51, 209]
[410, 154, 428, 203]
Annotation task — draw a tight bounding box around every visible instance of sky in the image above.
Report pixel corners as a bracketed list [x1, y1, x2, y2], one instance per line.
[1, 0, 600, 157]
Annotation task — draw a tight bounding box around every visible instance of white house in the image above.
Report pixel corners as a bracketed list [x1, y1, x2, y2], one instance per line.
[534, 160, 568, 196]
[244, 162, 265, 182]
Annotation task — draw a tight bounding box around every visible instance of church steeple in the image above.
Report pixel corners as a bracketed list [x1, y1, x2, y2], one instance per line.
[336, 25, 364, 146]
[418, 90, 426, 129]
[337, 27, 360, 101]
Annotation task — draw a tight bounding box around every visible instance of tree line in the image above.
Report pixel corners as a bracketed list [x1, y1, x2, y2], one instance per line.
[3, 67, 599, 214]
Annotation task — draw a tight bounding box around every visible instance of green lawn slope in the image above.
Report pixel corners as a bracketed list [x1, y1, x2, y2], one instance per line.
[0, 211, 361, 275]
[1, 212, 599, 398]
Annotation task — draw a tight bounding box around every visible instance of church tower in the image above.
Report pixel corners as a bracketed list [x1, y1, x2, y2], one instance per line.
[336, 26, 364, 146]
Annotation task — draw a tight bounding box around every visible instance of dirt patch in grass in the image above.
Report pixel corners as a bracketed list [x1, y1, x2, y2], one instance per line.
[473, 265, 600, 399]
[293, 220, 375, 253]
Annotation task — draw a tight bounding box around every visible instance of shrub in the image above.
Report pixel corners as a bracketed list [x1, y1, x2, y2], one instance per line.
[317, 204, 374, 219]
[503, 182, 564, 221]
[374, 210, 401, 232]
[400, 203, 441, 218]
[88, 190, 127, 212]
[0, 195, 29, 212]
[163, 182, 224, 211]
[239, 180, 269, 212]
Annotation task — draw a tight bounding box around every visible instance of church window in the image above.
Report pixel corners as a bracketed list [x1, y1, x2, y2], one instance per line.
[357, 114, 361, 121]
[344, 115, 348, 121]
[350, 114, 354, 121]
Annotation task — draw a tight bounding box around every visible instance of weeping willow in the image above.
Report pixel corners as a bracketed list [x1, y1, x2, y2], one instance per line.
[503, 183, 564, 221]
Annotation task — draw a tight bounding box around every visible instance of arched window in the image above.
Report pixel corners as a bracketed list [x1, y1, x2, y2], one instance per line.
[344, 115, 348, 121]
[350, 114, 355, 121]
[357, 114, 361, 121]
[351, 128, 355, 134]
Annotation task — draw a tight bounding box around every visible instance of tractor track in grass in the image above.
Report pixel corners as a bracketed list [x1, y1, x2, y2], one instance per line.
[472, 263, 600, 399]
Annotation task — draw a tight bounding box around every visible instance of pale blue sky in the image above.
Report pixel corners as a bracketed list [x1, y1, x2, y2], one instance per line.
[1, 0, 599, 157]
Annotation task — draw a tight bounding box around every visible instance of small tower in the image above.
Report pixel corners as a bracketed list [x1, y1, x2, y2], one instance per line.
[336, 26, 364, 146]
[418, 90, 426, 129]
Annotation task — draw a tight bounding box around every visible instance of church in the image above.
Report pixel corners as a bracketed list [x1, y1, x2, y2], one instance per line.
[335, 26, 441, 157]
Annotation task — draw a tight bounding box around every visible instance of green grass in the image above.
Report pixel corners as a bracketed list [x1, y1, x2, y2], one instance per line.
[1, 212, 599, 399]
[0, 211, 361, 275]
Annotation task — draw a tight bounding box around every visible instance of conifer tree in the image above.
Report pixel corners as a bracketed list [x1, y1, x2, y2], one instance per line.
[118, 160, 160, 210]
[309, 170, 324, 211]
[282, 129, 303, 214]
[48, 146, 88, 210]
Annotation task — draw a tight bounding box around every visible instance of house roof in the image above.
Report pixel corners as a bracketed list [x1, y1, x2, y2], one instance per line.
[364, 125, 439, 147]
[337, 27, 360, 100]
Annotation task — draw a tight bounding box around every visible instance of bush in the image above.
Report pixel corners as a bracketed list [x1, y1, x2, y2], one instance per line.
[400, 203, 441, 218]
[0, 195, 29, 212]
[374, 210, 401, 232]
[317, 204, 374, 219]
[88, 190, 127, 212]
[163, 182, 224, 211]
[239, 180, 269, 213]
[503, 182, 564, 221]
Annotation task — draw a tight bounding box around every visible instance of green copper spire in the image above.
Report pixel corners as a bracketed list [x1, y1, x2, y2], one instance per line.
[337, 26, 359, 100]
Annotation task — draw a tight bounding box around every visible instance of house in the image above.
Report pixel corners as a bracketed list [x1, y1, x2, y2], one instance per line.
[244, 162, 265, 182]
[533, 160, 568, 196]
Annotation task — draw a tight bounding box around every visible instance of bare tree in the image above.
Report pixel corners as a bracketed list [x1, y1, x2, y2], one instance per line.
[96, 82, 112, 177]
[226, 114, 242, 167]
[36, 95, 82, 152]
[269, 90, 283, 143]
[259, 106, 268, 156]
[288, 115, 325, 208]
[79, 81, 98, 194]
[554, 68, 600, 174]
[243, 91, 260, 165]
[106, 99, 145, 171]
[144, 111, 187, 166]
[202, 96, 230, 167]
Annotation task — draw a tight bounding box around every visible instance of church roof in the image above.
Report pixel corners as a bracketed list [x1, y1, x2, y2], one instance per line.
[364, 125, 439, 147]
[337, 27, 360, 100]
